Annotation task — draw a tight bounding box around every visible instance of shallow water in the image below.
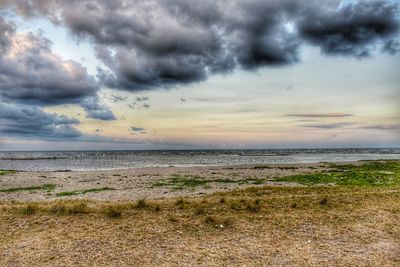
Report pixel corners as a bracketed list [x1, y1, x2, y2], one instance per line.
[0, 148, 399, 171]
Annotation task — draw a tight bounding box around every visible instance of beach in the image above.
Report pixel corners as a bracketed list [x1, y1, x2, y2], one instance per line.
[0, 162, 326, 201]
[1, 0, 398, 265]
[1, 160, 400, 266]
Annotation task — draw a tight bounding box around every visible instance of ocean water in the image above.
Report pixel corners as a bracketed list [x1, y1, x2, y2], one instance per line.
[0, 148, 399, 171]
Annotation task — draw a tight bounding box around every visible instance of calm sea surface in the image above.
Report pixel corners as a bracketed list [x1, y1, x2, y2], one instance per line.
[0, 148, 399, 171]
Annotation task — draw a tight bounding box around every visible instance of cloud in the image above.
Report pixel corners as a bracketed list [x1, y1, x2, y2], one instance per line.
[81, 96, 116, 121]
[127, 102, 136, 109]
[382, 40, 400, 55]
[130, 126, 145, 132]
[359, 124, 400, 130]
[303, 122, 400, 130]
[0, 18, 97, 104]
[0, 17, 115, 120]
[0, 102, 140, 143]
[303, 122, 356, 129]
[287, 113, 354, 118]
[0, 102, 82, 140]
[108, 94, 127, 102]
[2, 0, 398, 91]
[298, 1, 399, 57]
[136, 97, 149, 102]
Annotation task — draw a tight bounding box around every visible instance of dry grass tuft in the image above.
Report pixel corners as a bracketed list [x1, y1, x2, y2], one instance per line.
[319, 196, 328, 206]
[49, 203, 67, 215]
[104, 206, 122, 218]
[19, 203, 38, 215]
[67, 202, 89, 214]
[194, 205, 205, 215]
[136, 199, 147, 209]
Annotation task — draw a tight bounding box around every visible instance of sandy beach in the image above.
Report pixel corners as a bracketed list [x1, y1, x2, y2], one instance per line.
[0, 162, 326, 201]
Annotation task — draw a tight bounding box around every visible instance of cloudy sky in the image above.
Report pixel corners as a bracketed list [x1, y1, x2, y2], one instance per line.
[0, 0, 399, 150]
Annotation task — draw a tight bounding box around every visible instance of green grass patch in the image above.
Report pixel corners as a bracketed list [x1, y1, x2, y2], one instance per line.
[56, 187, 115, 197]
[276, 160, 400, 186]
[0, 170, 16, 176]
[0, 184, 56, 193]
[153, 174, 265, 190]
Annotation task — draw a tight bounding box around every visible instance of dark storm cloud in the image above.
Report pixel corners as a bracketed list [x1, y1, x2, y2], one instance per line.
[382, 40, 400, 54]
[0, 17, 115, 120]
[3, 0, 398, 91]
[287, 113, 353, 118]
[298, 1, 399, 57]
[0, 102, 82, 139]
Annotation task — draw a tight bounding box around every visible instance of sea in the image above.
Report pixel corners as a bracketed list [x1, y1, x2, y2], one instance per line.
[0, 148, 399, 171]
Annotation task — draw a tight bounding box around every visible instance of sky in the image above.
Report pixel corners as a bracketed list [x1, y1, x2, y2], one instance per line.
[0, 0, 399, 151]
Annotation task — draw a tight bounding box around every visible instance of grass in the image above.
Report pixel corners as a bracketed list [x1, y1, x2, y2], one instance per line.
[63, 202, 89, 214]
[0, 184, 56, 193]
[19, 204, 38, 215]
[56, 187, 115, 197]
[0, 170, 16, 176]
[104, 206, 122, 218]
[153, 174, 265, 190]
[276, 160, 400, 186]
[136, 199, 147, 209]
[154, 162, 363, 191]
[2, 182, 398, 219]
[1, 185, 398, 265]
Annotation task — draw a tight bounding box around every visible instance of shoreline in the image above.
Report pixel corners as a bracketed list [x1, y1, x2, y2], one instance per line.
[2, 157, 398, 172]
[1, 152, 399, 172]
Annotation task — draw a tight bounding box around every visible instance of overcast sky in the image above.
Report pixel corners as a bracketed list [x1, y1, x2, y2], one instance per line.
[0, 0, 399, 150]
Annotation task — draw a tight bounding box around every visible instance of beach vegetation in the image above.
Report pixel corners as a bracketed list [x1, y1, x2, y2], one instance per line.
[67, 202, 89, 214]
[136, 198, 147, 209]
[56, 187, 115, 197]
[49, 203, 67, 215]
[153, 174, 265, 190]
[276, 160, 400, 186]
[193, 205, 205, 215]
[0, 170, 16, 176]
[0, 184, 56, 193]
[104, 206, 122, 218]
[19, 204, 38, 215]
